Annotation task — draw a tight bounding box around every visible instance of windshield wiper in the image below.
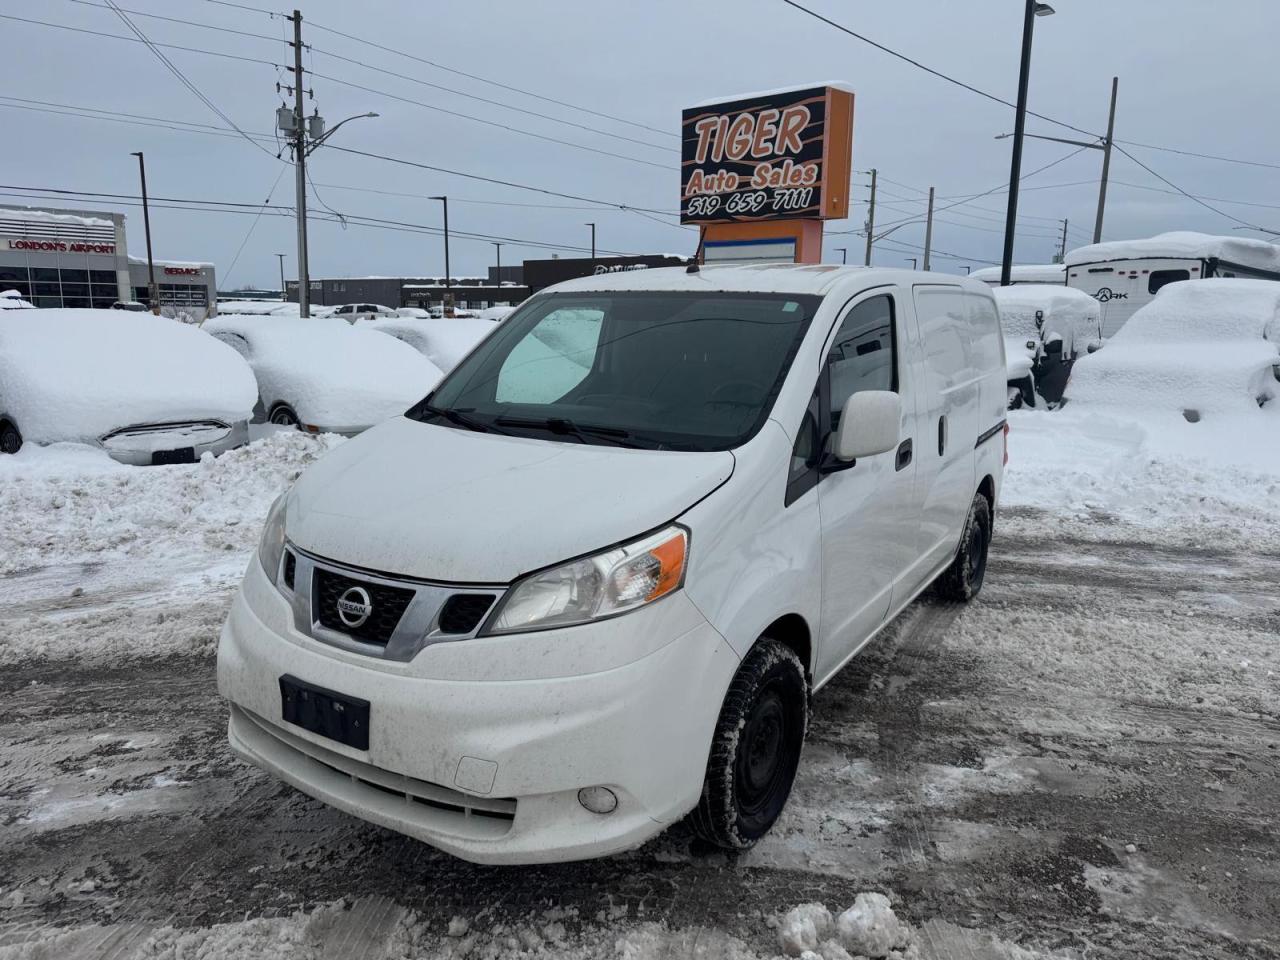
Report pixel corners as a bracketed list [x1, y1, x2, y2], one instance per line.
[418, 402, 509, 435]
[494, 415, 642, 448]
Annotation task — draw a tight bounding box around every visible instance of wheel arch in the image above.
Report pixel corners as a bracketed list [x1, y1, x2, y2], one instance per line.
[759, 613, 814, 683]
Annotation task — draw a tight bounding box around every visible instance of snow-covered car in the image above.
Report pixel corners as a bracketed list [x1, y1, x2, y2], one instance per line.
[111, 301, 149, 312]
[1063, 279, 1280, 424]
[331, 303, 397, 323]
[203, 314, 443, 433]
[0, 309, 257, 464]
[216, 300, 300, 317]
[0, 289, 35, 310]
[365, 316, 502, 372]
[993, 285, 1102, 407]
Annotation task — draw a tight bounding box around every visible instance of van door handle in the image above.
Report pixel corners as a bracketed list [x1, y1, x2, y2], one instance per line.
[937, 415, 947, 456]
[896, 438, 912, 471]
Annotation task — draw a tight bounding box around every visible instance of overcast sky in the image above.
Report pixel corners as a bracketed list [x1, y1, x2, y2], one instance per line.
[5, 0, 1278, 287]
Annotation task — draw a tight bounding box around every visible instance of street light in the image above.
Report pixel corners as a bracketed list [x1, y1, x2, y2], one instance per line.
[275, 253, 287, 301]
[835, 247, 847, 264]
[585, 222, 596, 259]
[492, 241, 503, 286]
[1000, 0, 1054, 286]
[429, 196, 451, 314]
[905, 257, 918, 270]
[129, 151, 157, 313]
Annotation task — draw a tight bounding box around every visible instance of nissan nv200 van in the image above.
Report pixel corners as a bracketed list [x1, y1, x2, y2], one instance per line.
[217, 264, 1008, 864]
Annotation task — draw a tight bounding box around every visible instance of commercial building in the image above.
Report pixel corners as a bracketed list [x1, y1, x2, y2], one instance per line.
[0, 204, 216, 315]
[287, 267, 529, 311]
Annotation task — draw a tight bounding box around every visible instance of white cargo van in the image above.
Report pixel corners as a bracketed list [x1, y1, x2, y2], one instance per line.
[1066, 232, 1280, 337]
[217, 264, 1008, 864]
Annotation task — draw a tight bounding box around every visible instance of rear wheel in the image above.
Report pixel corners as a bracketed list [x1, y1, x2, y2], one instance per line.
[0, 420, 21, 455]
[268, 403, 299, 428]
[934, 493, 991, 602]
[690, 638, 807, 850]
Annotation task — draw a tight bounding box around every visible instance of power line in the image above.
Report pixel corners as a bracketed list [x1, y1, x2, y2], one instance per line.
[1113, 145, 1279, 233]
[1116, 139, 1280, 173]
[777, 0, 1098, 138]
[304, 18, 675, 141]
[1110, 179, 1280, 213]
[224, 165, 289, 283]
[0, 97, 277, 143]
[309, 71, 669, 172]
[64, 0, 283, 43]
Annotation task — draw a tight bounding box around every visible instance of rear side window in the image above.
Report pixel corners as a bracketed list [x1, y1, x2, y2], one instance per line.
[1149, 269, 1190, 295]
[915, 287, 972, 389]
[963, 292, 1003, 371]
[827, 294, 896, 430]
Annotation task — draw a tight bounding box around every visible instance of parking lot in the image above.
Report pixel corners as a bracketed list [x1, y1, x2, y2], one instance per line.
[1, 417, 1277, 959]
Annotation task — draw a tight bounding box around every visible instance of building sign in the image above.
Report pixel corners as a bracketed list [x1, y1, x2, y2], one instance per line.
[164, 266, 202, 276]
[681, 85, 854, 225]
[523, 255, 691, 292]
[5, 238, 116, 254]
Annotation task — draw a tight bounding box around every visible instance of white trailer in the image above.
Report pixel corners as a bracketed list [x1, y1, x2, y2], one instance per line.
[969, 263, 1065, 287]
[1065, 232, 1280, 337]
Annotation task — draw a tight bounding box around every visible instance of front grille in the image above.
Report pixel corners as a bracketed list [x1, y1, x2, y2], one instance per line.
[312, 568, 414, 646]
[438, 593, 496, 634]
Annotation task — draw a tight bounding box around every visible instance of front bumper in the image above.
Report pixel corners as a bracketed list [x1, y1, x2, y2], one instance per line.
[217, 557, 739, 864]
[102, 418, 249, 465]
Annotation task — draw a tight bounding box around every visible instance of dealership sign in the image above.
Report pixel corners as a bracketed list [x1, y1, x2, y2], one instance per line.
[680, 85, 854, 225]
[164, 266, 202, 276]
[6, 238, 116, 254]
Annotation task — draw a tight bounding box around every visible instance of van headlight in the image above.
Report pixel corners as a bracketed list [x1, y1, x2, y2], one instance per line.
[485, 526, 688, 635]
[258, 494, 288, 581]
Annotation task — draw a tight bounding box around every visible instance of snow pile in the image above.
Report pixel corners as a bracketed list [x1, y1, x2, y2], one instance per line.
[205, 315, 442, 428]
[419, 317, 504, 371]
[0, 309, 257, 443]
[1066, 231, 1280, 271]
[778, 895, 916, 959]
[477, 305, 517, 321]
[1063, 280, 1280, 464]
[970, 263, 1065, 286]
[0, 289, 34, 309]
[992, 284, 1101, 353]
[216, 300, 300, 316]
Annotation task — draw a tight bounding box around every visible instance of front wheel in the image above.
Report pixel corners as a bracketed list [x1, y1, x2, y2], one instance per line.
[934, 493, 992, 602]
[268, 403, 299, 428]
[689, 639, 807, 850]
[0, 420, 22, 455]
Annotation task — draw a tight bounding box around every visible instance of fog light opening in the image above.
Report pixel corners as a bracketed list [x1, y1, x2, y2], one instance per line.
[577, 786, 618, 815]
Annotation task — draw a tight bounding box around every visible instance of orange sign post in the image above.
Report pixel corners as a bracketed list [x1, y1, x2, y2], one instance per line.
[681, 84, 854, 265]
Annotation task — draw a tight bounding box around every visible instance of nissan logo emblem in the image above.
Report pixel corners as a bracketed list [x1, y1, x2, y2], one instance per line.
[336, 586, 373, 628]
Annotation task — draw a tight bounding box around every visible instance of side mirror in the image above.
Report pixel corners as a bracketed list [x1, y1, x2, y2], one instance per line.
[1043, 336, 1064, 356]
[834, 391, 901, 462]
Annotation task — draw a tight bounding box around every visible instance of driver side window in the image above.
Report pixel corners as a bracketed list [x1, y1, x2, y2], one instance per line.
[827, 295, 897, 430]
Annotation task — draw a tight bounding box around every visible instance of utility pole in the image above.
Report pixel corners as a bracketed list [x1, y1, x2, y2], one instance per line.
[1058, 219, 1069, 263]
[834, 247, 847, 264]
[1001, 1, 1055, 286]
[922, 186, 935, 271]
[430, 196, 451, 315]
[1094, 76, 1118, 244]
[130, 151, 157, 313]
[585, 222, 596, 259]
[275, 253, 286, 299]
[863, 168, 877, 266]
[492, 241, 502, 286]
[286, 10, 310, 317]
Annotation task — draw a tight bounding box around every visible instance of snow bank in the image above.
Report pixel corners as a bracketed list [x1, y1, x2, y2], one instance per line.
[1065, 231, 1280, 271]
[0, 289, 34, 309]
[779, 895, 915, 959]
[993, 284, 1101, 351]
[205, 315, 441, 429]
[217, 300, 299, 316]
[0, 309, 257, 443]
[1064, 280, 1280, 452]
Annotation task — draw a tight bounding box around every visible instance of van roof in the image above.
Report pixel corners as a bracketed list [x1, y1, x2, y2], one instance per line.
[548, 263, 979, 298]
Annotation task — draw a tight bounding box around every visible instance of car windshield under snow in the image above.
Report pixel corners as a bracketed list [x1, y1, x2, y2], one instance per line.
[414, 291, 820, 451]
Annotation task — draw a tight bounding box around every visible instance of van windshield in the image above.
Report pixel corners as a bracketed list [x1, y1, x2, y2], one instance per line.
[411, 291, 820, 451]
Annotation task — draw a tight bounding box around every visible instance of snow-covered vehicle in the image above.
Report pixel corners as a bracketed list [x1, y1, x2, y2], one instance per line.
[1063, 279, 1280, 424]
[332, 303, 397, 323]
[216, 300, 300, 317]
[0, 289, 35, 310]
[970, 263, 1066, 287]
[111, 301, 149, 312]
[0, 309, 256, 464]
[1066, 232, 1280, 337]
[993, 285, 1102, 407]
[365, 316, 501, 372]
[203, 314, 443, 433]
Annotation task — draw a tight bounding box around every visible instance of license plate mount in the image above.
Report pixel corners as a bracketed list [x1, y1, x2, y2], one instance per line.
[279, 674, 370, 750]
[152, 447, 196, 465]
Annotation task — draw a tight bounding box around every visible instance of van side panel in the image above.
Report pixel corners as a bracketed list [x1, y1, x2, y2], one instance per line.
[911, 285, 981, 572]
[965, 291, 1008, 508]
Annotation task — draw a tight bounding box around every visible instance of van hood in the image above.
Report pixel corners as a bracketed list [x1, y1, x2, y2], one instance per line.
[286, 416, 735, 583]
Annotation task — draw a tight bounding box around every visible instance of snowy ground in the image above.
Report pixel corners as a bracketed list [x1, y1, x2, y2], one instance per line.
[1, 410, 1278, 959]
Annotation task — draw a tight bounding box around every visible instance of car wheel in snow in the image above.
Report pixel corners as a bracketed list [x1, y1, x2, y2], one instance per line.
[1007, 386, 1024, 410]
[689, 638, 807, 850]
[268, 404, 300, 428]
[935, 492, 991, 602]
[0, 420, 21, 455]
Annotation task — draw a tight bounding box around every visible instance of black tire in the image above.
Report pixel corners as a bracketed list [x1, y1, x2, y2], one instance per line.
[934, 493, 992, 602]
[689, 638, 807, 850]
[268, 403, 299, 428]
[0, 420, 21, 455]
